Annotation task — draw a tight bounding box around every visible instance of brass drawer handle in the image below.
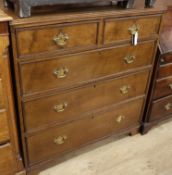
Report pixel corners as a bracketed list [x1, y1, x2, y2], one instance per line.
[120, 85, 131, 94]
[124, 55, 136, 64]
[54, 135, 68, 145]
[165, 103, 172, 111]
[53, 67, 69, 79]
[169, 84, 172, 90]
[53, 32, 69, 47]
[116, 115, 125, 123]
[54, 102, 68, 113]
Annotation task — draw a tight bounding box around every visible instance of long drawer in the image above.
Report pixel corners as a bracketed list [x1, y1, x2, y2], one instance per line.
[16, 21, 98, 57]
[20, 41, 154, 95]
[0, 143, 14, 175]
[23, 70, 149, 131]
[150, 94, 172, 121]
[0, 110, 9, 143]
[27, 97, 144, 164]
[104, 15, 160, 44]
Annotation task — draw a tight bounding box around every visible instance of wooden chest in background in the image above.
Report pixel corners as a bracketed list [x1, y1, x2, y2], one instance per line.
[0, 10, 25, 175]
[142, 6, 172, 133]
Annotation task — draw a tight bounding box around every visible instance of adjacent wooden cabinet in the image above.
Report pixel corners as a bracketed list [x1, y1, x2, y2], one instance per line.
[142, 6, 172, 133]
[0, 10, 25, 175]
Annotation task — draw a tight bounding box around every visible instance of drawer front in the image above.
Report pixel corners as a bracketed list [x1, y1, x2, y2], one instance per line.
[150, 95, 172, 121]
[160, 54, 172, 65]
[0, 79, 5, 109]
[23, 71, 149, 131]
[154, 76, 172, 99]
[16, 22, 98, 57]
[158, 63, 172, 79]
[0, 110, 10, 143]
[0, 144, 14, 175]
[104, 16, 160, 44]
[20, 41, 154, 95]
[27, 98, 144, 164]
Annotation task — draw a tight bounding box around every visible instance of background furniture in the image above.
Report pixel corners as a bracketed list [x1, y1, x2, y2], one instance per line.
[4, 0, 135, 17]
[142, 6, 172, 133]
[0, 10, 25, 175]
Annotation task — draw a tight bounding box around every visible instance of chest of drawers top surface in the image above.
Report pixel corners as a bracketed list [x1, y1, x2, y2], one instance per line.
[7, 5, 165, 25]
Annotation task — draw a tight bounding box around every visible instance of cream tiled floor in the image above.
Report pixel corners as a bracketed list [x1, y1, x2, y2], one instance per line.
[40, 119, 172, 175]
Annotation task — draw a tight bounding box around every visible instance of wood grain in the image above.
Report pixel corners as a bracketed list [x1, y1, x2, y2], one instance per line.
[159, 6, 172, 54]
[0, 110, 10, 143]
[23, 70, 149, 132]
[0, 79, 5, 109]
[0, 18, 25, 174]
[17, 22, 98, 56]
[104, 15, 161, 44]
[27, 97, 144, 165]
[20, 41, 155, 96]
[158, 63, 172, 79]
[150, 94, 172, 121]
[7, 4, 164, 173]
[142, 5, 172, 133]
[0, 144, 15, 175]
[154, 76, 172, 99]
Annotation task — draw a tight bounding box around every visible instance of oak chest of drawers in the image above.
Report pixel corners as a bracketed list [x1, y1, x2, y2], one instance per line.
[142, 6, 172, 133]
[8, 6, 165, 174]
[0, 10, 25, 175]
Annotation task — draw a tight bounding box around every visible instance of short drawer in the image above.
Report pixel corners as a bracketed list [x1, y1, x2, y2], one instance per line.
[0, 143, 14, 175]
[16, 22, 98, 57]
[160, 54, 172, 65]
[150, 95, 172, 121]
[0, 110, 10, 143]
[23, 70, 149, 131]
[104, 15, 160, 44]
[20, 41, 154, 95]
[27, 97, 144, 164]
[158, 63, 172, 79]
[0, 79, 5, 109]
[154, 76, 172, 99]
